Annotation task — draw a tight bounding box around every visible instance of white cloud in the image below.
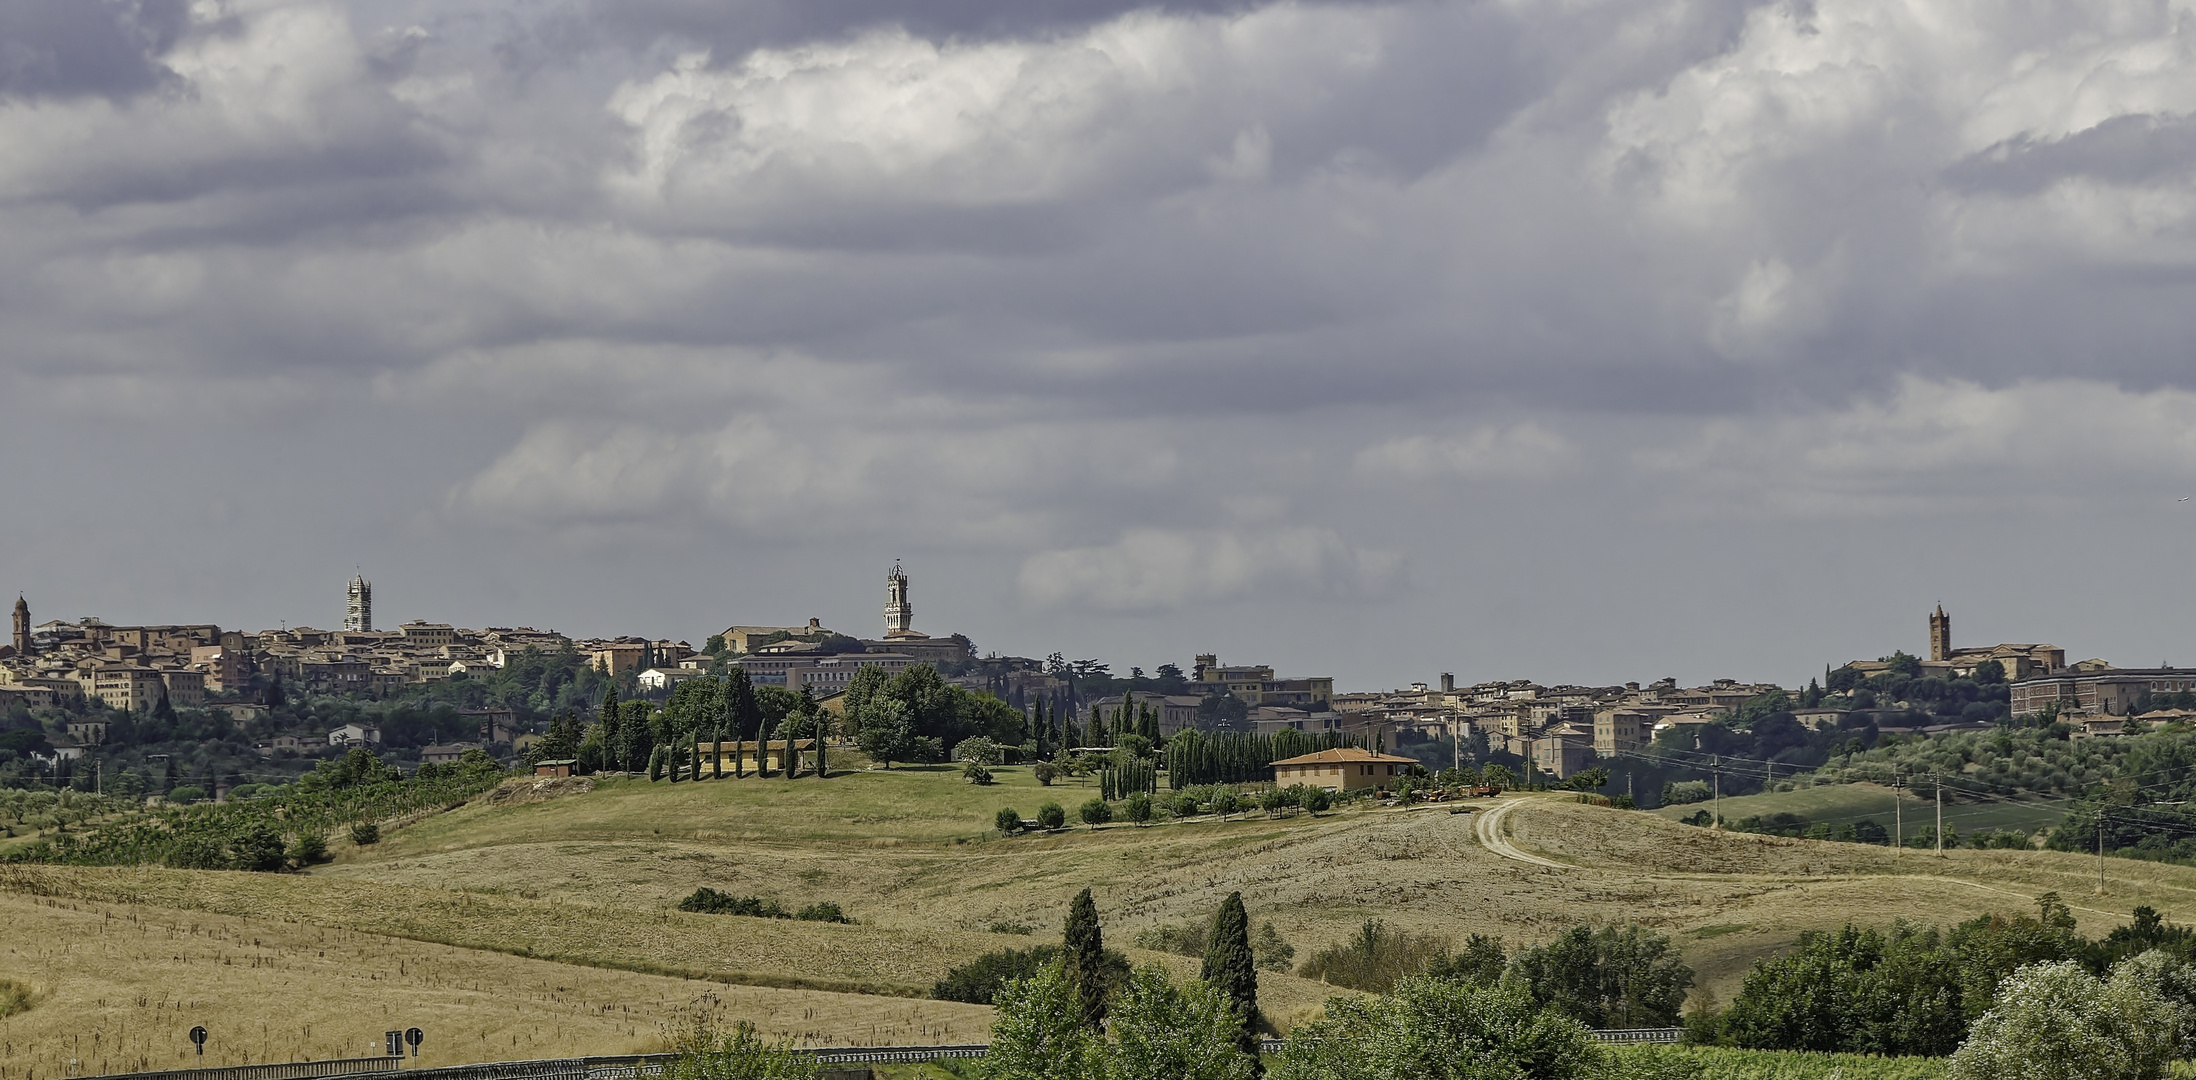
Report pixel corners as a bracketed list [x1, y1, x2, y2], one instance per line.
[1018, 527, 1399, 613]
[599, 6, 1390, 224]
[1639, 376, 2196, 515]
[1354, 423, 1580, 482]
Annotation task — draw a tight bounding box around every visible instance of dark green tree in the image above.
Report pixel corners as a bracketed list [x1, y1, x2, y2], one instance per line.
[1201, 891, 1261, 1063]
[726, 668, 764, 743]
[1065, 887, 1108, 1029]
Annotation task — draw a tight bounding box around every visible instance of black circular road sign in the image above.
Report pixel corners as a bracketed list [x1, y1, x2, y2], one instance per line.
[188, 1026, 208, 1055]
[406, 1028, 423, 1049]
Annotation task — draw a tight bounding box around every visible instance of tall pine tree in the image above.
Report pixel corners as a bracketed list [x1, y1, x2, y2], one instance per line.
[1064, 888, 1108, 1029]
[1201, 891, 1261, 1064]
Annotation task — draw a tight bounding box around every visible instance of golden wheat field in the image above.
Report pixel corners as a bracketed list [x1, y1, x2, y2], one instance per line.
[0, 887, 991, 1080]
[5, 766, 2194, 1074]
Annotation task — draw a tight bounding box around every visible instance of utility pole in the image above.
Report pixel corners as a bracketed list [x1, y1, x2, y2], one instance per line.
[1893, 766, 1902, 855]
[1712, 755, 1721, 828]
[2097, 815, 2107, 895]
[1934, 773, 1943, 857]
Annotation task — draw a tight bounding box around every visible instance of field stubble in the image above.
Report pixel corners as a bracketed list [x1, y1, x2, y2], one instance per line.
[11, 769, 2196, 1069]
[0, 888, 989, 1079]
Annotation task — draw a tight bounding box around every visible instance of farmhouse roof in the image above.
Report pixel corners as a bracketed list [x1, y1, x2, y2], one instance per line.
[1271, 747, 1418, 766]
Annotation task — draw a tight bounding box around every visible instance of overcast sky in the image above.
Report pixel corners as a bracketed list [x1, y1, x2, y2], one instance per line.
[6, 0, 2196, 691]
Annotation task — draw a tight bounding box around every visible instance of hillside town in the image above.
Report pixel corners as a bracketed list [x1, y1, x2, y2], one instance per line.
[3, 561, 2187, 792]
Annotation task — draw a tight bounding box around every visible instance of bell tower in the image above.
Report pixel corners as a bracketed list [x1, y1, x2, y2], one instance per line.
[12, 595, 29, 656]
[883, 561, 916, 639]
[1928, 604, 1951, 662]
[346, 574, 373, 633]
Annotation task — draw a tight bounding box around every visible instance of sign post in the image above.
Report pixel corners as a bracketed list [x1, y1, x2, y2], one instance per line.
[406, 1028, 424, 1060]
[188, 1026, 208, 1057]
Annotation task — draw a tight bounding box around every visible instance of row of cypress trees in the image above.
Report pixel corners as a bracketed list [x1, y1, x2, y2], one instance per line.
[1097, 757, 1157, 800]
[643, 724, 826, 781]
[1030, 694, 1164, 756]
[1164, 729, 1362, 789]
[1062, 887, 1262, 1065]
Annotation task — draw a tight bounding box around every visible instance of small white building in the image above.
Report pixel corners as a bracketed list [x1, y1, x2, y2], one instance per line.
[328, 723, 383, 747]
[639, 667, 708, 692]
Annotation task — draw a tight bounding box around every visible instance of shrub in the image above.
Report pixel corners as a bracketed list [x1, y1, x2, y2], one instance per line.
[997, 807, 1024, 834]
[0, 978, 30, 1018]
[1080, 797, 1114, 829]
[964, 761, 994, 785]
[1209, 789, 1242, 819]
[166, 785, 207, 804]
[1272, 976, 1604, 1080]
[1037, 802, 1067, 830]
[1253, 921, 1298, 973]
[1124, 792, 1153, 826]
[288, 830, 329, 867]
[349, 822, 380, 846]
[1033, 761, 1060, 786]
[662, 1016, 819, 1080]
[934, 944, 1063, 1004]
[1662, 781, 1713, 805]
[1302, 787, 1333, 814]
[794, 901, 851, 924]
[229, 824, 288, 872]
[677, 888, 789, 919]
[987, 960, 1252, 1080]
[1948, 958, 2183, 1080]
[1507, 924, 1693, 1029]
[1297, 920, 1455, 994]
[954, 737, 1005, 766]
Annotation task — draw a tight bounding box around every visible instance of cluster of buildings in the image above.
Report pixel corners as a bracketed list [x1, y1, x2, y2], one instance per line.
[1845, 606, 2196, 740]
[0, 580, 675, 708]
[20, 555, 2194, 785]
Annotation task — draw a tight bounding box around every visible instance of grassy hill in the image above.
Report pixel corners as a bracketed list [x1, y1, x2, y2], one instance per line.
[1651, 782, 2069, 837]
[6, 764, 2196, 1073]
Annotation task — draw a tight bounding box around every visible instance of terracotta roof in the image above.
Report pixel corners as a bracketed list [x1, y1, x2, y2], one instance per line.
[1271, 747, 1419, 766]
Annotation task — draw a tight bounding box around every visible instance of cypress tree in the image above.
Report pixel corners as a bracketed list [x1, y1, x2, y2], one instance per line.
[690, 738, 701, 781]
[712, 728, 724, 779]
[648, 745, 665, 781]
[783, 720, 799, 779]
[601, 683, 621, 727]
[1064, 887, 1107, 1029]
[816, 711, 829, 778]
[1202, 891, 1260, 1062]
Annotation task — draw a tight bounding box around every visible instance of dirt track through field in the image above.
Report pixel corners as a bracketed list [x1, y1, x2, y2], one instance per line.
[1473, 800, 1569, 870]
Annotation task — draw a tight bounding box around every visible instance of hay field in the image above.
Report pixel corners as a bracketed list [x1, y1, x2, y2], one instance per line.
[12, 768, 2196, 1070]
[0, 888, 989, 1080]
[316, 773, 2196, 1000]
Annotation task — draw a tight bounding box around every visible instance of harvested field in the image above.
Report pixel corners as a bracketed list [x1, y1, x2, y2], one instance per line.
[319, 775, 2196, 1000]
[0, 888, 989, 1080]
[15, 770, 2196, 1068]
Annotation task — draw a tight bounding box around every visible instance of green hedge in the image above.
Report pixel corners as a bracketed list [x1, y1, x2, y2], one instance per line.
[1610, 1045, 1948, 1079]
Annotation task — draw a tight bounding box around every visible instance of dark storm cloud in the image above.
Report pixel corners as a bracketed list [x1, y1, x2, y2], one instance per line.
[0, 0, 189, 100]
